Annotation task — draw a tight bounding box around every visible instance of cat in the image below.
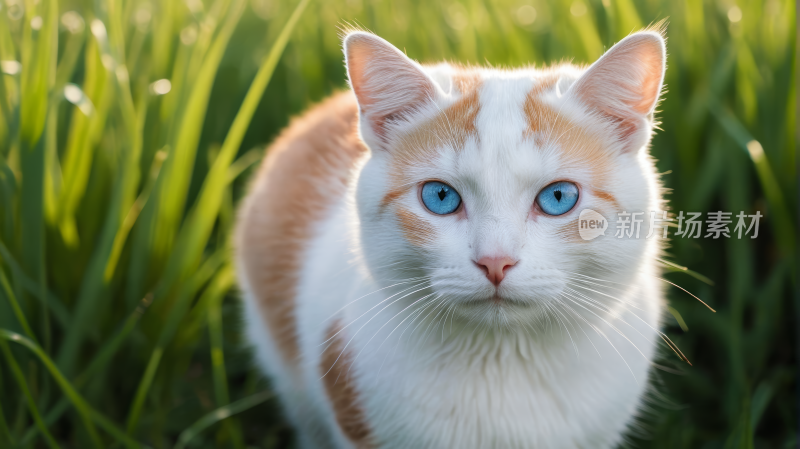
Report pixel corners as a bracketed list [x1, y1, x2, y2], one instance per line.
[235, 27, 668, 449]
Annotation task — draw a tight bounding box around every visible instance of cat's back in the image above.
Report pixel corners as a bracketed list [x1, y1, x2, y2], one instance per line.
[235, 91, 366, 364]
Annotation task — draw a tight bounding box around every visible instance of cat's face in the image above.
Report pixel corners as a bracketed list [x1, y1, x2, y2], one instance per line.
[346, 31, 666, 328]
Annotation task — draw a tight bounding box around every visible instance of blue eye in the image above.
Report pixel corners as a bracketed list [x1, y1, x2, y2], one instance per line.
[537, 181, 579, 216]
[421, 181, 462, 215]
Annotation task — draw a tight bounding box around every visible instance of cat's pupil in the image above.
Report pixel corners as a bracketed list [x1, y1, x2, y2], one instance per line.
[438, 188, 447, 201]
[554, 190, 562, 202]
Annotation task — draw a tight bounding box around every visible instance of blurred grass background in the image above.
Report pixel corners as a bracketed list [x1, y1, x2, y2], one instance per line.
[0, 0, 795, 447]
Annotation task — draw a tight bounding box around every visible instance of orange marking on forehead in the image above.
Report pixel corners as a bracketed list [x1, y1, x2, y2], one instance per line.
[523, 69, 617, 192]
[555, 121, 616, 186]
[383, 72, 483, 215]
[393, 71, 482, 164]
[448, 80, 481, 135]
[396, 207, 436, 247]
[451, 70, 481, 95]
[523, 72, 561, 138]
[322, 320, 375, 448]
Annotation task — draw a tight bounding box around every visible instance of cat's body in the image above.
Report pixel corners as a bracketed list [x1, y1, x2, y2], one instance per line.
[236, 30, 668, 449]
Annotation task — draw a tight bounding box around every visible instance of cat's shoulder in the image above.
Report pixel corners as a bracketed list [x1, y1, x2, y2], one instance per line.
[235, 90, 367, 365]
[244, 89, 367, 201]
[262, 90, 364, 170]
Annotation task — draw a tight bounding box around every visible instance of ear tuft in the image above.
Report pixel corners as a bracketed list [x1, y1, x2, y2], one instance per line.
[567, 31, 666, 148]
[343, 32, 439, 141]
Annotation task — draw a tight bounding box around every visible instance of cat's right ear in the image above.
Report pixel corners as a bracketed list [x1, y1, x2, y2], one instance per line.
[343, 32, 440, 145]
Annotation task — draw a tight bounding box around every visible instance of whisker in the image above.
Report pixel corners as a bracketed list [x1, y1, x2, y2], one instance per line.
[375, 294, 444, 378]
[658, 333, 692, 366]
[418, 297, 453, 348]
[655, 276, 715, 312]
[349, 291, 440, 375]
[557, 296, 640, 384]
[560, 291, 649, 362]
[406, 296, 450, 350]
[548, 301, 579, 357]
[564, 283, 692, 365]
[564, 269, 714, 313]
[322, 275, 432, 324]
[556, 297, 602, 358]
[320, 279, 431, 345]
[319, 281, 439, 380]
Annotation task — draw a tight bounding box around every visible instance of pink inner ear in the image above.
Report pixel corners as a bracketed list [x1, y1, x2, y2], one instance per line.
[344, 32, 437, 139]
[572, 32, 666, 122]
[345, 40, 377, 109]
[628, 39, 665, 115]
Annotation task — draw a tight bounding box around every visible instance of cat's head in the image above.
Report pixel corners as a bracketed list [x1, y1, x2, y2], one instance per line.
[345, 30, 666, 328]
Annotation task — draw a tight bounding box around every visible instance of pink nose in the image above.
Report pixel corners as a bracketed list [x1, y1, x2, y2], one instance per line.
[475, 256, 518, 286]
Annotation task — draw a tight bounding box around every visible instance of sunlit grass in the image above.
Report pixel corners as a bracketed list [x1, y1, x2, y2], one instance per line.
[0, 0, 795, 447]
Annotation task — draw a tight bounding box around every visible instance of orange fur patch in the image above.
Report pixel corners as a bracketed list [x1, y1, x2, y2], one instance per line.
[392, 75, 482, 165]
[555, 219, 585, 243]
[523, 72, 561, 139]
[381, 71, 482, 223]
[396, 207, 436, 247]
[451, 71, 481, 96]
[379, 187, 406, 212]
[235, 92, 366, 366]
[321, 320, 375, 448]
[525, 78, 618, 198]
[592, 189, 621, 211]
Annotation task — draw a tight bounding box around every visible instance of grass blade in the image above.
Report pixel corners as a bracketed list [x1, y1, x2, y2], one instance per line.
[0, 337, 60, 448]
[104, 151, 167, 282]
[206, 266, 234, 407]
[57, 31, 112, 246]
[17, 2, 57, 337]
[710, 105, 796, 256]
[125, 0, 244, 305]
[0, 237, 70, 327]
[19, 0, 57, 148]
[173, 390, 274, 449]
[1, 329, 150, 448]
[55, 19, 148, 375]
[20, 294, 153, 446]
[162, 0, 311, 289]
[124, 347, 163, 435]
[125, 251, 226, 435]
[1, 330, 102, 447]
[204, 265, 243, 447]
[0, 267, 37, 342]
[0, 368, 13, 446]
[148, 0, 246, 267]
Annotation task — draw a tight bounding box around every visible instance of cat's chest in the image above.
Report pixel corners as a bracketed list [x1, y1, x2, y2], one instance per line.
[351, 332, 642, 449]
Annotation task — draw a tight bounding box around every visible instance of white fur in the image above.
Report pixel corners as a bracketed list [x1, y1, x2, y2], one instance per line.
[239, 31, 668, 448]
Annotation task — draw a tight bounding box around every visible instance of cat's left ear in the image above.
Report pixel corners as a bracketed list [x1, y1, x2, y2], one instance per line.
[566, 30, 666, 152]
[344, 31, 441, 146]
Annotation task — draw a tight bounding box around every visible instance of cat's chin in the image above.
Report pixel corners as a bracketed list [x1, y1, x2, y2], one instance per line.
[448, 301, 551, 331]
[458, 286, 562, 306]
[442, 291, 564, 328]
[458, 293, 538, 310]
[488, 293, 527, 305]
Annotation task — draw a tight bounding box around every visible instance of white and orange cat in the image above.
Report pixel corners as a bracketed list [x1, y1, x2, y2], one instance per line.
[236, 28, 668, 448]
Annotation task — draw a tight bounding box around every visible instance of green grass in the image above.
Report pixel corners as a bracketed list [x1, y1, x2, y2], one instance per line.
[0, 0, 795, 447]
